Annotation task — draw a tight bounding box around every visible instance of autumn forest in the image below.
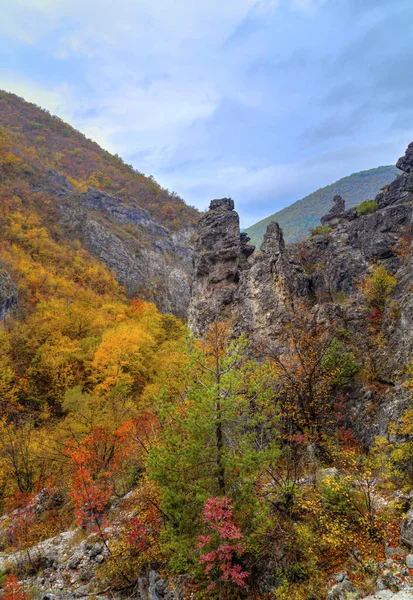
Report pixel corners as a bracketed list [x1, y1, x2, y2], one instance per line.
[1, 90, 413, 600]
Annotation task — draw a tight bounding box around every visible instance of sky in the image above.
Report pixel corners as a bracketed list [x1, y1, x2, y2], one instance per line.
[1, 0, 413, 227]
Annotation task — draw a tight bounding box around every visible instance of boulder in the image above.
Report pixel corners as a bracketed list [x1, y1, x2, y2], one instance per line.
[326, 579, 355, 599]
[401, 509, 413, 548]
[88, 542, 103, 558]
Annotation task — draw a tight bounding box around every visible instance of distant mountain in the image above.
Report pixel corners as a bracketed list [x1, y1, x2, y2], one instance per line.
[246, 165, 400, 246]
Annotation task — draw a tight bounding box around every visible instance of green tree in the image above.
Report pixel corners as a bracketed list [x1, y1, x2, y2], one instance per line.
[148, 323, 279, 574]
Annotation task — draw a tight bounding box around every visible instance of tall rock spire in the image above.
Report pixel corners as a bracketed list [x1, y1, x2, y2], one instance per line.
[188, 198, 246, 335]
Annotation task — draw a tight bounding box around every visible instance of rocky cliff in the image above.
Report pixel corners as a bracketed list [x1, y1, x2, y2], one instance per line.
[38, 170, 195, 320]
[189, 142, 413, 445]
[0, 90, 200, 321]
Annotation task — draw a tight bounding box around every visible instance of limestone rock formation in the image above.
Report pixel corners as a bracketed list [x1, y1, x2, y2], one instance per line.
[0, 263, 17, 320]
[188, 198, 242, 333]
[189, 141, 413, 347]
[396, 141, 413, 173]
[37, 173, 195, 320]
[321, 194, 346, 225]
[188, 141, 413, 444]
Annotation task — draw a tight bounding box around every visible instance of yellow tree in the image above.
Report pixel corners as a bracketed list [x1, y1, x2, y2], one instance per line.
[92, 322, 156, 398]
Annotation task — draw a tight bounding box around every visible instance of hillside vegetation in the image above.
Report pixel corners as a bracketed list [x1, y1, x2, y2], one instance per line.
[246, 165, 399, 246]
[1, 98, 413, 600]
[0, 90, 199, 230]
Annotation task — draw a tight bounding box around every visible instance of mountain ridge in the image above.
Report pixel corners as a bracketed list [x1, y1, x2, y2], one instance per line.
[0, 89, 199, 231]
[246, 164, 399, 246]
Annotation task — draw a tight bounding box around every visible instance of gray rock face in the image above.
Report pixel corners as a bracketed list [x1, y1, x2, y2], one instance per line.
[401, 509, 413, 548]
[406, 555, 413, 569]
[0, 263, 18, 320]
[396, 142, 413, 173]
[38, 174, 195, 320]
[326, 579, 355, 600]
[188, 142, 413, 445]
[188, 198, 242, 333]
[321, 194, 346, 225]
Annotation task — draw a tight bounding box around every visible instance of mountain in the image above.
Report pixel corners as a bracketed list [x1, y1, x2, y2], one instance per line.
[0, 90, 199, 230]
[3, 87, 413, 600]
[0, 90, 200, 318]
[246, 165, 399, 246]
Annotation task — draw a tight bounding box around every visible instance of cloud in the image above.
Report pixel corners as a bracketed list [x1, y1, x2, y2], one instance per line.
[81, 77, 221, 164]
[0, 0, 268, 157]
[3, 0, 260, 56]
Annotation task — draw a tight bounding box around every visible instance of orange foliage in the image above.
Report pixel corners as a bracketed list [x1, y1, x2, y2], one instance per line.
[67, 423, 133, 531]
[2, 574, 29, 600]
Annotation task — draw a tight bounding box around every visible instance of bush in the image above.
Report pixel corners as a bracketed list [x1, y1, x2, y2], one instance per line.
[362, 265, 397, 311]
[322, 338, 359, 387]
[28, 120, 44, 130]
[310, 225, 332, 237]
[357, 200, 378, 216]
[0, 570, 6, 588]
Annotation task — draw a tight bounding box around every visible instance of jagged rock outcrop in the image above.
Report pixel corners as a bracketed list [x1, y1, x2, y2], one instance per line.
[189, 202, 306, 340]
[188, 198, 242, 331]
[231, 221, 297, 342]
[188, 142, 413, 444]
[240, 232, 255, 259]
[0, 263, 17, 320]
[396, 142, 413, 174]
[37, 172, 195, 320]
[321, 194, 345, 225]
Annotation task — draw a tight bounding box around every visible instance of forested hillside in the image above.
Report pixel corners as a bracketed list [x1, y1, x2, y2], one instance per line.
[247, 165, 399, 246]
[0, 91, 199, 318]
[1, 95, 413, 600]
[0, 90, 199, 231]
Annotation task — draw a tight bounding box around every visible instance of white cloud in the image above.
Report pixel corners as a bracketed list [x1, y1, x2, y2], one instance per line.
[0, 0, 267, 162]
[3, 0, 259, 55]
[80, 77, 221, 162]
